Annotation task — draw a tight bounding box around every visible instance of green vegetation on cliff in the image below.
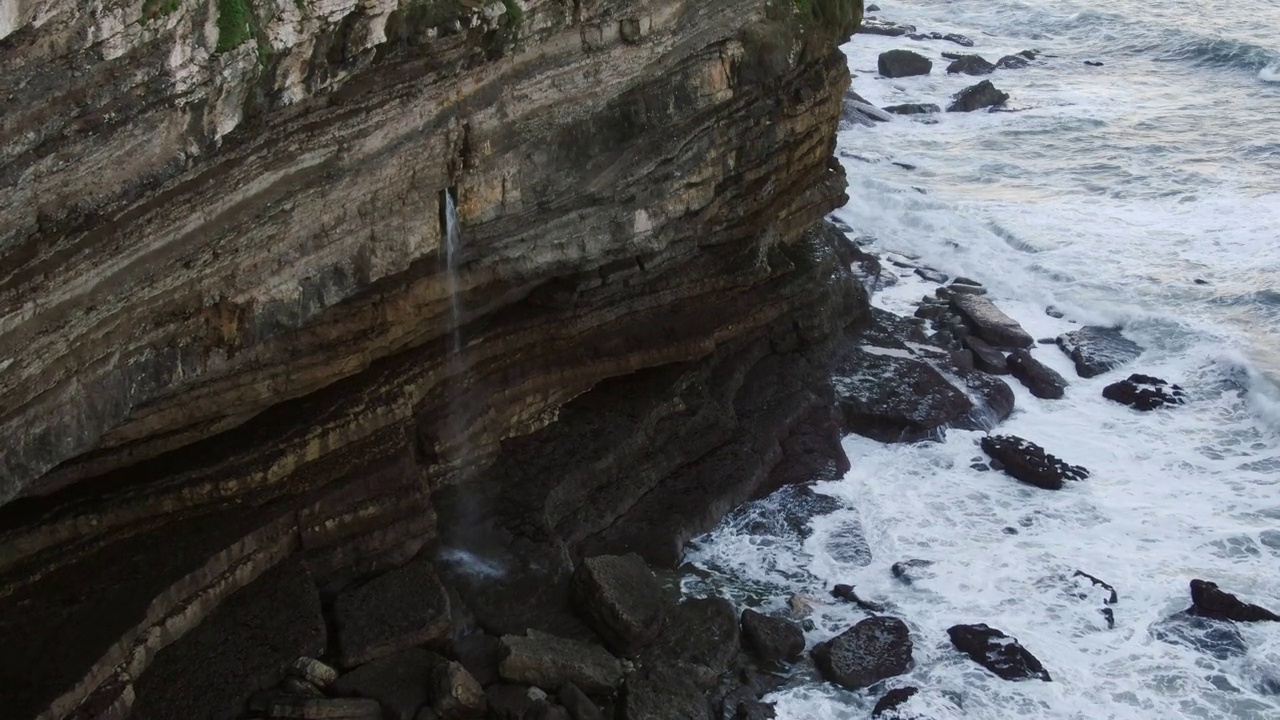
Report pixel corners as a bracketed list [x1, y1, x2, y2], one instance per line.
[216, 0, 255, 53]
[142, 0, 181, 22]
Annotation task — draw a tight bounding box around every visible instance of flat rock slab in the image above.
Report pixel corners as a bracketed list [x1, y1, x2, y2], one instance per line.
[950, 294, 1032, 348]
[813, 616, 913, 689]
[499, 631, 623, 694]
[964, 336, 1009, 375]
[265, 697, 383, 719]
[571, 554, 669, 656]
[331, 649, 438, 720]
[1056, 327, 1144, 378]
[1007, 349, 1068, 399]
[947, 80, 1010, 113]
[955, 371, 1016, 430]
[640, 597, 740, 688]
[741, 609, 806, 662]
[1188, 579, 1280, 622]
[980, 435, 1088, 490]
[835, 347, 975, 442]
[333, 553, 452, 667]
[1103, 374, 1185, 410]
[883, 103, 941, 115]
[622, 669, 708, 720]
[947, 624, 1050, 681]
[860, 20, 916, 37]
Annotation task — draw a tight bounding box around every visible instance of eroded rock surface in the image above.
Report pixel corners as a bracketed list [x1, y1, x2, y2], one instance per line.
[1057, 327, 1145, 378]
[813, 617, 913, 689]
[1103, 374, 1186, 410]
[947, 624, 1051, 681]
[980, 435, 1089, 490]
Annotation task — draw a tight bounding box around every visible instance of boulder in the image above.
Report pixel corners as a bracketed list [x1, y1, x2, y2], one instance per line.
[740, 609, 806, 662]
[879, 49, 934, 78]
[571, 554, 669, 656]
[430, 662, 485, 719]
[1019, 49, 1040, 60]
[499, 631, 624, 694]
[484, 685, 560, 720]
[812, 617, 913, 690]
[860, 20, 916, 37]
[946, 55, 995, 75]
[867, 4, 881, 11]
[830, 584, 886, 613]
[291, 657, 339, 688]
[1188, 580, 1280, 622]
[915, 267, 947, 283]
[883, 103, 941, 115]
[333, 554, 452, 667]
[1007, 349, 1069, 399]
[450, 632, 504, 687]
[641, 597, 741, 688]
[1151, 612, 1247, 660]
[558, 683, 603, 720]
[956, 370, 1016, 429]
[282, 677, 325, 697]
[834, 348, 975, 442]
[845, 98, 895, 123]
[997, 54, 1030, 69]
[331, 649, 438, 720]
[264, 697, 383, 719]
[963, 336, 1009, 375]
[949, 294, 1033, 348]
[1056, 327, 1144, 378]
[872, 687, 920, 718]
[622, 669, 708, 720]
[946, 624, 1050, 681]
[891, 559, 935, 586]
[980, 435, 1089, 490]
[1103, 374, 1186, 411]
[943, 33, 975, 47]
[947, 80, 1010, 112]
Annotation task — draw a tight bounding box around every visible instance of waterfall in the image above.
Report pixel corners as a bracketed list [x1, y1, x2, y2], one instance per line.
[443, 190, 463, 357]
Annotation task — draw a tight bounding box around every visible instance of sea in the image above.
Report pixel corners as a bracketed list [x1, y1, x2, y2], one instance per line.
[683, 1, 1280, 718]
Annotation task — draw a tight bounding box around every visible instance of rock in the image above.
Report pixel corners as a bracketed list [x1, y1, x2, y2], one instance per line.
[834, 347, 976, 442]
[947, 283, 986, 295]
[1085, 60, 1105, 67]
[570, 554, 669, 656]
[1188, 580, 1280, 622]
[1073, 571, 1119, 605]
[484, 684, 545, 720]
[450, 633, 504, 687]
[883, 103, 942, 116]
[812, 617, 913, 690]
[1102, 374, 1186, 411]
[914, 267, 947, 283]
[830, 584, 886, 613]
[622, 669, 708, 720]
[1007, 349, 1069, 399]
[291, 658, 340, 688]
[893, 162, 918, 171]
[943, 33, 975, 47]
[949, 294, 1033, 348]
[867, 4, 881, 11]
[1045, 306, 1064, 319]
[430, 661, 486, 719]
[997, 55, 1030, 69]
[1151, 612, 1247, 660]
[946, 624, 1050, 681]
[740, 609, 806, 662]
[558, 683, 603, 720]
[641, 597, 740, 687]
[846, 99, 896, 123]
[946, 55, 996, 76]
[891, 559, 934, 586]
[282, 677, 325, 697]
[980, 435, 1089, 490]
[956, 371, 1016, 429]
[734, 701, 777, 719]
[499, 632, 624, 694]
[264, 697, 384, 719]
[878, 50, 934, 78]
[1056, 327, 1144, 378]
[947, 80, 1010, 112]
[1019, 49, 1041, 60]
[416, 709, 441, 720]
[861, 20, 917, 37]
[872, 687, 919, 718]
[331, 649, 438, 720]
[333, 554, 452, 667]
[950, 350, 976, 374]
[963, 336, 1009, 375]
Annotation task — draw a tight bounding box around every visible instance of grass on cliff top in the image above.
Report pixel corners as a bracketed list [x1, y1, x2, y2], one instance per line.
[142, 0, 181, 21]
[216, 0, 255, 53]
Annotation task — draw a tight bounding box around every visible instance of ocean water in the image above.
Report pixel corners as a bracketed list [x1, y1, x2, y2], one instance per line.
[685, 1, 1280, 718]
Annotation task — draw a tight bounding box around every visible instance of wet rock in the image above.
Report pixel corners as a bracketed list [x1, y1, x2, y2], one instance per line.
[499, 631, 623, 694]
[430, 660, 486, 719]
[980, 435, 1089, 490]
[264, 697, 383, 719]
[893, 162, 918, 171]
[955, 371, 1016, 429]
[946, 55, 996, 76]
[943, 33, 975, 47]
[834, 347, 975, 442]
[831, 584, 886, 613]
[947, 282, 986, 296]
[947, 624, 1051, 681]
[872, 687, 920, 718]
[622, 669, 708, 720]
[813, 617, 913, 689]
[282, 677, 325, 697]
[331, 649, 437, 720]
[997, 55, 1030, 69]
[1103, 374, 1186, 411]
[947, 80, 1010, 112]
[861, 20, 917, 37]
[740, 609, 806, 662]
[950, 293, 1033, 348]
[291, 657, 339, 688]
[867, 3, 881, 11]
[963, 336, 1009, 375]
[1007, 349, 1069, 399]
[484, 684, 545, 720]
[641, 597, 740, 688]
[1019, 49, 1041, 60]
[731, 484, 842, 543]
[1084, 60, 1105, 67]
[846, 99, 896, 123]
[915, 267, 948, 283]
[879, 49, 934, 78]
[883, 103, 942, 115]
[1056, 327, 1144, 378]
[734, 701, 777, 720]
[891, 559, 935, 585]
[1045, 306, 1064, 319]
[333, 554, 452, 667]
[1151, 612, 1247, 660]
[571, 554, 668, 656]
[558, 683, 602, 720]
[951, 350, 976, 374]
[1073, 570, 1119, 605]
[416, 709, 440, 720]
[450, 632, 504, 687]
[1188, 580, 1280, 622]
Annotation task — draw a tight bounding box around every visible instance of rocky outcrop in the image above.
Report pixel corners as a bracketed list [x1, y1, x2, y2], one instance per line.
[883, 103, 941, 115]
[813, 616, 913, 689]
[878, 49, 932, 77]
[498, 631, 623, 694]
[950, 294, 1033, 348]
[1007, 349, 1068, 399]
[1103, 374, 1186, 411]
[946, 54, 995, 75]
[571, 554, 668, 657]
[947, 80, 1009, 112]
[740, 609, 806, 662]
[947, 624, 1051, 681]
[0, 1, 870, 718]
[981, 435, 1089, 490]
[1188, 580, 1280, 622]
[1057, 327, 1145, 377]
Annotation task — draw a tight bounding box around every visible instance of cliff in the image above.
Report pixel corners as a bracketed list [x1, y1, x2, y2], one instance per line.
[0, 0, 866, 718]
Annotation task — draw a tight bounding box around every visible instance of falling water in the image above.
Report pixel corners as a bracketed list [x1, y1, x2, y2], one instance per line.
[443, 189, 463, 357]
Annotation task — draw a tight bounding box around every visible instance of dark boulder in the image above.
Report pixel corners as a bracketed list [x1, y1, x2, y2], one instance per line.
[946, 54, 995, 76]
[963, 336, 1009, 375]
[879, 49, 934, 78]
[570, 554, 669, 656]
[955, 371, 1016, 430]
[831, 584, 886, 613]
[834, 348, 974, 442]
[883, 103, 941, 116]
[484, 684, 554, 720]
[872, 687, 920, 718]
[450, 632, 504, 687]
[1019, 49, 1040, 60]
[1056, 327, 1144, 378]
[262, 697, 382, 719]
[915, 267, 948, 283]
[997, 54, 1030, 69]
[947, 80, 1010, 112]
[980, 435, 1089, 490]
[641, 597, 741, 688]
[1103, 374, 1186, 411]
[943, 33, 975, 47]
[1188, 580, 1280, 622]
[867, 4, 881, 11]
[950, 294, 1033, 348]
[812, 617, 913, 690]
[891, 559, 935, 586]
[333, 554, 452, 667]
[1085, 60, 1105, 67]
[947, 624, 1050, 681]
[331, 649, 438, 720]
[740, 609, 806, 662]
[558, 683, 602, 720]
[429, 660, 486, 719]
[861, 20, 916, 37]
[498, 631, 623, 694]
[622, 669, 708, 720]
[845, 98, 895, 123]
[1151, 612, 1247, 660]
[1007, 349, 1069, 399]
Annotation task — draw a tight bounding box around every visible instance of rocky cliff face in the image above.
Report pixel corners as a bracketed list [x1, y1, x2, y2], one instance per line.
[0, 0, 866, 718]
